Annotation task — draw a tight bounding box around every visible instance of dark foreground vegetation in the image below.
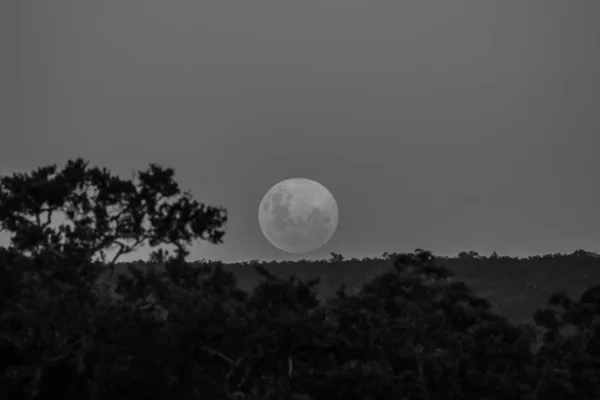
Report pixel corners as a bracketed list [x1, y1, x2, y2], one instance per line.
[2, 158, 600, 399]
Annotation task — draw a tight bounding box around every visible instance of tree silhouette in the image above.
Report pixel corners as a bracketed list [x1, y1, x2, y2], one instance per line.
[0, 158, 228, 399]
[458, 250, 480, 259]
[0, 158, 227, 271]
[329, 252, 344, 263]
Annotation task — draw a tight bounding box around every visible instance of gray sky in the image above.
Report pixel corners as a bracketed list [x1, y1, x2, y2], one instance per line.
[2, 1, 599, 263]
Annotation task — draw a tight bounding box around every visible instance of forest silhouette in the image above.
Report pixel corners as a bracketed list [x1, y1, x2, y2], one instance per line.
[2, 158, 600, 399]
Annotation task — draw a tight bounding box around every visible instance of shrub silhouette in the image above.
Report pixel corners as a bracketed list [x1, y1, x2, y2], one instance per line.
[2, 159, 600, 399]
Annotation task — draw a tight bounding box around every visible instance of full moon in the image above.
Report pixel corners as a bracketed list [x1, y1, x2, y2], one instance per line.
[258, 178, 339, 254]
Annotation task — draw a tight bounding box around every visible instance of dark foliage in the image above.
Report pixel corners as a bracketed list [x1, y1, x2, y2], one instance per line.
[2, 159, 600, 399]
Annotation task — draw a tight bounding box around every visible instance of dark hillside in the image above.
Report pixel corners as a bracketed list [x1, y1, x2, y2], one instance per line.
[109, 250, 600, 324]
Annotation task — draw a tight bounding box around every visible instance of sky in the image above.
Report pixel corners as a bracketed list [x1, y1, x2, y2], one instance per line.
[2, 1, 599, 263]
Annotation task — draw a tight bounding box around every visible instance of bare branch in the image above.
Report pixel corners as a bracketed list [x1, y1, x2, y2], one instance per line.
[200, 345, 235, 365]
